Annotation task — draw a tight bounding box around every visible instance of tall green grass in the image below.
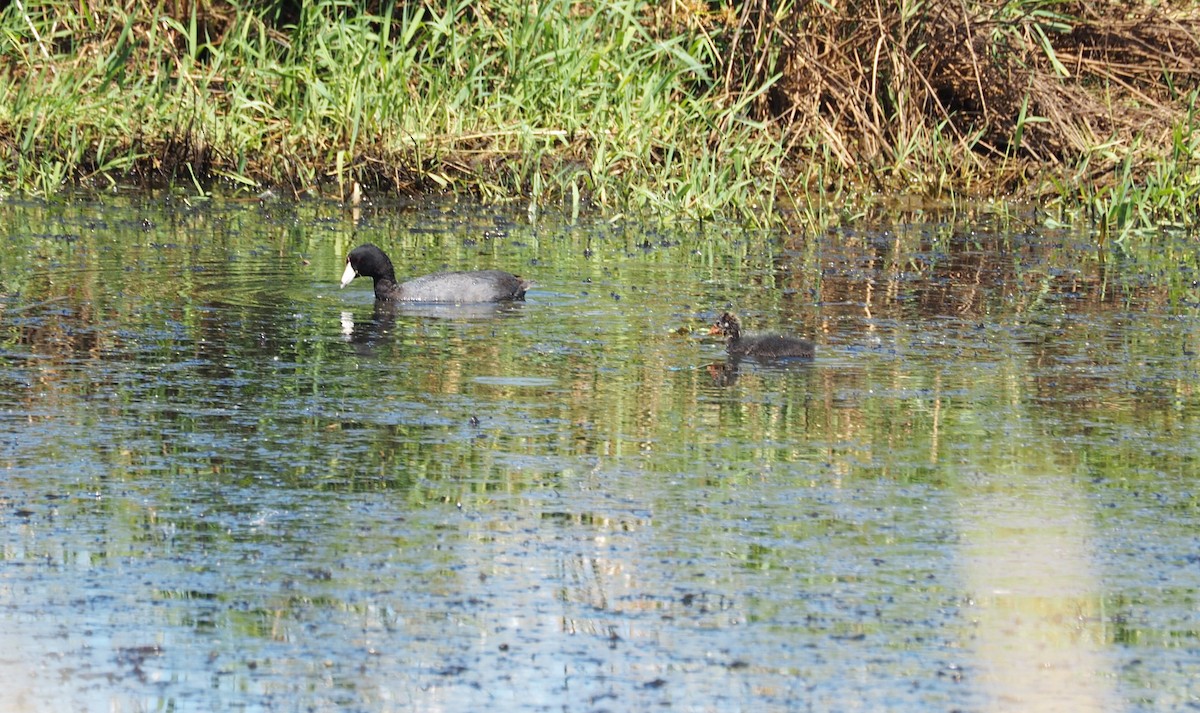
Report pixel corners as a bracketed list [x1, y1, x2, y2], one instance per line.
[0, 0, 1196, 230]
[1037, 89, 1200, 242]
[1090, 89, 1200, 241]
[0, 0, 793, 222]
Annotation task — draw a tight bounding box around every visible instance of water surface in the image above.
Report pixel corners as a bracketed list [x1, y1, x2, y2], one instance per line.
[1, 197, 1198, 711]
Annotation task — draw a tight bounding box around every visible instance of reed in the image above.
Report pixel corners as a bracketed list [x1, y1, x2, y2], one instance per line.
[0, 0, 1196, 229]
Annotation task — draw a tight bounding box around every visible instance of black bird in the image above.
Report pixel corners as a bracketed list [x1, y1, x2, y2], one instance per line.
[709, 312, 814, 360]
[340, 243, 530, 303]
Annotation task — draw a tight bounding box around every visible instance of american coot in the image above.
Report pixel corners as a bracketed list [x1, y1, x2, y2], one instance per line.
[340, 243, 531, 303]
[709, 311, 814, 360]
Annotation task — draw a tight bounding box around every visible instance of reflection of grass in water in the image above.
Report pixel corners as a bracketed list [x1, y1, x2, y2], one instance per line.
[5, 198, 1199, 499]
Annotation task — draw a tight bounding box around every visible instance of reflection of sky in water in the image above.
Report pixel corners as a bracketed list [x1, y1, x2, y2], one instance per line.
[961, 475, 1115, 713]
[1, 199, 1198, 711]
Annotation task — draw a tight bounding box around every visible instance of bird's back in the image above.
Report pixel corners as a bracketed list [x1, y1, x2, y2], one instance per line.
[396, 270, 530, 303]
[731, 333, 814, 359]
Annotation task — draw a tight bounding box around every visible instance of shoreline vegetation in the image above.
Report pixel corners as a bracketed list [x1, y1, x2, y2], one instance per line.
[1, 0, 1197, 230]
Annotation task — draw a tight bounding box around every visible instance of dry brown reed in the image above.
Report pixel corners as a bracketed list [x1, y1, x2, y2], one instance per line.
[707, 0, 1200, 196]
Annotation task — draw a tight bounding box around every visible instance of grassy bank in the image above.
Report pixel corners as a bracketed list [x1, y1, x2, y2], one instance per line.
[0, 0, 1197, 230]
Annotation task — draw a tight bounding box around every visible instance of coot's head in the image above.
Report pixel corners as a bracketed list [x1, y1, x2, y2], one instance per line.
[709, 312, 742, 339]
[340, 244, 396, 288]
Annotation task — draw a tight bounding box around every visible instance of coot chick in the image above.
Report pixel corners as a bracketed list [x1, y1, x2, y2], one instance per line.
[709, 312, 814, 360]
[340, 243, 531, 303]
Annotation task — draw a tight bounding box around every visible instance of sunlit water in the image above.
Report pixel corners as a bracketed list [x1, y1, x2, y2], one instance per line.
[1, 196, 1198, 711]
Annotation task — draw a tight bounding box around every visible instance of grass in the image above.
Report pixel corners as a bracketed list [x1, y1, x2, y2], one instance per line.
[0, 0, 1197, 231]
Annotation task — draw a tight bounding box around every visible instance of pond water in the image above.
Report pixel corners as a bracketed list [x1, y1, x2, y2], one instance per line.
[1, 195, 1198, 712]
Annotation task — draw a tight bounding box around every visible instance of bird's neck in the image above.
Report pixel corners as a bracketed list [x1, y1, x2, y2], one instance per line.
[373, 276, 399, 300]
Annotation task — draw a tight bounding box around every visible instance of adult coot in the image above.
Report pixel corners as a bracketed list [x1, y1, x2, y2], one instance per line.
[340, 243, 530, 303]
[709, 312, 814, 360]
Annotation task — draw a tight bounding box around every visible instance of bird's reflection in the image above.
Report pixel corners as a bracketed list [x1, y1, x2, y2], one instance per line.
[706, 360, 741, 386]
[341, 301, 525, 355]
[705, 353, 816, 388]
[341, 303, 396, 354]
